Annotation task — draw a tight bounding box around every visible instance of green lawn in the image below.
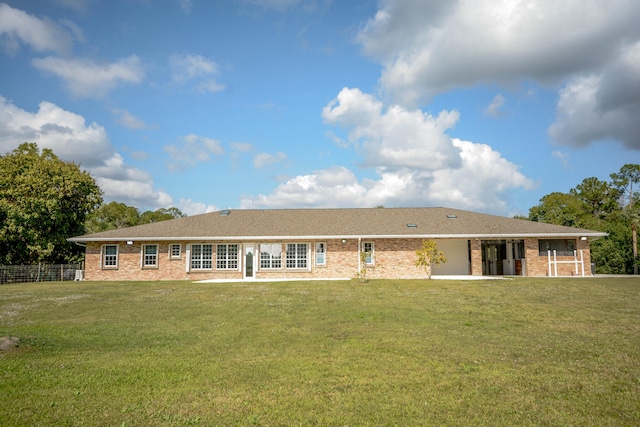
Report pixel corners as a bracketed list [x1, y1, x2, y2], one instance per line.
[1, 277, 639, 426]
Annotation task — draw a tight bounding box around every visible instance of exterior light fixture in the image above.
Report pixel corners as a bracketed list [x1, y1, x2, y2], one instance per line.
[126, 241, 134, 245]
[341, 239, 347, 243]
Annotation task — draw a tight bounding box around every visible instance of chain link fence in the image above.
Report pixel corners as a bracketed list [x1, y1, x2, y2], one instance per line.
[0, 264, 83, 284]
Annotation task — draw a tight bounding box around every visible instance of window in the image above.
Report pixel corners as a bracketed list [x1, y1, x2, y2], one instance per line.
[102, 244, 118, 269]
[286, 243, 308, 269]
[539, 239, 576, 256]
[362, 242, 374, 265]
[217, 244, 239, 270]
[315, 242, 326, 266]
[169, 244, 181, 259]
[191, 244, 213, 270]
[260, 244, 282, 269]
[142, 244, 158, 268]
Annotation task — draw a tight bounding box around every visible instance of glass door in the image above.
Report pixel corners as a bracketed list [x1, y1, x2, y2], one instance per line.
[244, 244, 256, 279]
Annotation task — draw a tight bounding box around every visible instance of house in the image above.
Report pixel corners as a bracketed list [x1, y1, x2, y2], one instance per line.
[68, 207, 608, 281]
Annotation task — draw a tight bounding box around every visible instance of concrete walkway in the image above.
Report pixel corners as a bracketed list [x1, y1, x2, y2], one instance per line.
[195, 275, 505, 283]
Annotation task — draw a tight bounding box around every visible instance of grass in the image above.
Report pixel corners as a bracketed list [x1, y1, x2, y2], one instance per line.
[1, 277, 639, 426]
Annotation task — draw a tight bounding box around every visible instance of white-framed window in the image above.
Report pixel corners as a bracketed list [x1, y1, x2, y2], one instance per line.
[538, 239, 576, 256]
[169, 243, 181, 259]
[260, 243, 282, 269]
[286, 243, 308, 269]
[191, 244, 213, 270]
[362, 241, 374, 265]
[315, 242, 326, 266]
[216, 244, 239, 270]
[102, 244, 118, 269]
[142, 244, 158, 268]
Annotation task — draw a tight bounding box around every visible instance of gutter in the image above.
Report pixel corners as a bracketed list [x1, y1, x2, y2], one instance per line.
[67, 231, 608, 243]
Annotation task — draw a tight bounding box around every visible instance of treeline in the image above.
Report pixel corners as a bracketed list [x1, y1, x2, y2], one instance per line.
[85, 203, 185, 234]
[520, 164, 639, 274]
[0, 143, 184, 265]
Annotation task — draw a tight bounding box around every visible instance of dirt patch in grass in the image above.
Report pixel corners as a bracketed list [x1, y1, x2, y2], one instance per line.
[0, 336, 19, 351]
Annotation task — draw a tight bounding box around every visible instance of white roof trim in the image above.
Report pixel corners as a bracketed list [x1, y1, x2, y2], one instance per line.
[68, 231, 607, 243]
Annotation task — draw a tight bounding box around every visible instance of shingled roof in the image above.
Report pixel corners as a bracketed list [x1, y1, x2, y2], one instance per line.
[68, 207, 607, 242]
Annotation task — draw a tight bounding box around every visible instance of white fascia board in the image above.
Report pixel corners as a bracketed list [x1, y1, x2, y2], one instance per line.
[68, 231, 607, 243]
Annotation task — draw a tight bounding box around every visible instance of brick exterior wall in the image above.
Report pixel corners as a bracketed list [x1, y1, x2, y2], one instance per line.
[523, 237, 592, 277]
[84, 237, 594, 281]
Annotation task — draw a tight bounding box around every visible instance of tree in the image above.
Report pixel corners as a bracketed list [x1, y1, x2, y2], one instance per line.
[415, 240, 447, 279]
[570, 177, 619, 228]
[85, 203, 186, 233]
[590, 217, 631, 274]
[610, 164, 640, 274]
[0, 143, 102, 264]
[527, 192, 583, 227]
[84, 201, 141, 234]
[138, 207, 186, 224]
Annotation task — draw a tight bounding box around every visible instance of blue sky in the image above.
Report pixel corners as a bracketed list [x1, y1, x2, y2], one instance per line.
[1, 0, 639, 217]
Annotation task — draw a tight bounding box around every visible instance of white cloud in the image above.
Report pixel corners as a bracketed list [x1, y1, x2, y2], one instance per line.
[169, 54, 224, 93]
[484, 94, 506, 117]
[0, 96, 172, 209]
[60, 19, 85, 44]
[110, 108, 150, 130]
[0, 3, 74, 55]
[242, 88, 534, 213]
[163, 134, 224, 172]
[177, 198, 217, 216]
[91, 154, 173, 208]
[552, 150, 571, 169]
[240, 166, 369, 209]
[254, 151, 287, 168]
[32, 55, 145, 98]
[322, 87, 461, 171]
[325, 130, 347, 148]
[358, 0, 640, 107]
[231, 142, 253, 152]
[428, 139, 535, 211]
[548, 41, 640, 150]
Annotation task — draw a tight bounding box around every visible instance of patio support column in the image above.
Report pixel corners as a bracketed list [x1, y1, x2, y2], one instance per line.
[469, 239, 482, 276]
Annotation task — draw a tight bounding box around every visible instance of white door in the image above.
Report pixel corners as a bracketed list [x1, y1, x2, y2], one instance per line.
[243, 244, 256, 280]
[503, 242, 515, 275]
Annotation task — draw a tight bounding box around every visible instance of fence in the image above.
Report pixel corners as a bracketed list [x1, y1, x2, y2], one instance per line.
[547, 250, 585, 277]
[0, 264, 83, 284]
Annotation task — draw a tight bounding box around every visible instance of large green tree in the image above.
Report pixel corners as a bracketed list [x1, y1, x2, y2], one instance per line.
[138, 207, 186, 224]
[527, 192, 584, 227]
[0, 143, 103, 264]
[84, 201, 141, 234]
[569, 177, 619, 229]
[85, 202, 186, 233]
[610, 164, 640, 274]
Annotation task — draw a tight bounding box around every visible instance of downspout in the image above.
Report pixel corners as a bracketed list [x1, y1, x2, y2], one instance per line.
[358, 237, 361, 278]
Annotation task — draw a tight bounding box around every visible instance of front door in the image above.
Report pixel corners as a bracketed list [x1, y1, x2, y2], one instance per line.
[244, 244, 256, 280]
[482, 240, 504, 275]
